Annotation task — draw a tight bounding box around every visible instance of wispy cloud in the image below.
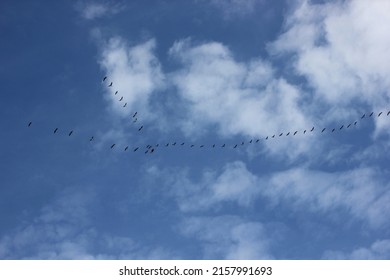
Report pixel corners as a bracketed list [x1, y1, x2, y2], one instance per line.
[76, 1, 124, 20]
[323, 239, 390, 259]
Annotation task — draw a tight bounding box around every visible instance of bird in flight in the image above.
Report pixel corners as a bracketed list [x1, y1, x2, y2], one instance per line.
[133, 112, 137, 118]
[68, 130, 73, 136]
[54, 128, 58, 134]
[293, 131, 298, 135]
[378, 112, 383, 117]
[332, 128, 335, 132]
[369, 112, 373, 117]
[321, 128, 326, 132]
[133, 118, 137, 123]
[279, 133, 283, 137]
[115, 91, 118, 95]
[256, 139, 259, 143]
[181, 142, 185, 145]
[310, 127, 314, 131]
[266, 136, 268, 140]
[233, 144, 238, 148]
[111, 144, 116, 149]
[339, 125, 344, 130]
[89, 136, 94, 141]
[119, 97, 123, 101]
[286, 132, 290, 136]
[138, 126, 143, 131]
[102, 76, 107, 82]
[347, 123, 352, 128]
[28, 122, 32, 127]
[303, 130, 306, 134]
[123, 103, 127, 107]
[134, 147, 139, 152]
[108, 82, 113, 87]
[124, 146, 128, 151]
[221, 144, 225, 147]
[361, 114, 365, 119]
[387, 111, 390, 116]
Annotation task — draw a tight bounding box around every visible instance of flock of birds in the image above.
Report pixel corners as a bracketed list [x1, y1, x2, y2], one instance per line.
[26, 76, 390, 155]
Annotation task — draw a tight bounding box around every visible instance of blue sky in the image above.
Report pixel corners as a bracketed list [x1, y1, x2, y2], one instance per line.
[1, 0, 390, 259]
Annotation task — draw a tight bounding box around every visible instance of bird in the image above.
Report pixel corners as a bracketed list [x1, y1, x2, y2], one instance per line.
[133, 118, 137, 123]
[68, 130, 73, 136]
[332, 128, 335, 132]
[119, 97, 123, 101]
[102, 76, 107, 82]
[272, 135, 275, 138]
[378, 112, 383, 117]
[387, 111, 390, 116]
[133, 112, 138, 118]
[361, 114, 365, 119]
[241, 141, 244, 145]
[221, 144, 225, 147]
[133, 147, 139, 152]
[181, 142, 185, 145]
[369, 112, 373, 117]
[145, 150, 149, 154]
[249, 140, 253, 143]
[146, 145, 151, 149]
[166, 143, 169, 147]
[347, 123, 352, 128]
[279, 133, 283, 137]
[234, 144, 237, 148]
[138, 126, 143, 131]
[303, 130, 306, 134]
[191, 144, 195, 147]
[28, 122, 32, 127]
[172, 142, 176, 146]
[294, 131, 298, 135]
[339, 125, 344, 130]
[155, 144, 159, 147]
[354, 121, 357, 125]
[124, 146, 128, 151]
[150, 148, 155, 153]
[111, 144, 116, 149]
[310, 127, 314, 132]
[265, 136, 268, 140]
[115, 91, 118, 95]
[200, 145, 204, 148]
[321, 128, 326, 133]
[89, 136, 94, 141]
[255, 139, 259, 143]
[123, 103, 127, 107]
[54, 128, 58, 134]
[108, 82, 113, 87]
[212, 144, 215, 148]
[286, 132, 290, 136]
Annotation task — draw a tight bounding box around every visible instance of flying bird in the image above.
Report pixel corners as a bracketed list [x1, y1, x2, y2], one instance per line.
[133, 112, 138, 118]
[150, 148, 155, 153]
[133, 118, 137, 123]
[181, 142, 185, 145]
[124, 146, 128, 151]
[200, 145, 204, 148]
[361, 114, 365, 119]
[28, 122, 32, 127]
[339, 125, 344, 130]
[119, 97, 123, 101]
[293, 131, 298, 135]
[166, 143, 169, 147]
[249, 140, 252, 143]
[221, 144, 225, 147]
[272, 135, 275, 138]
[102, 76, 107, 82]
[241, 141, 244, 145]
[155, 144, 159, 147]
[310, 127, 314, 132]
[212, 144, 215, 148]
[354, 121, 357, 125]
[347, 123, 351, 128]
[303, 130, 306, 134]
[89, 136, 94, 141]
[191, 144, 195, 147]
[115, 91, 118, 95]
[321, 128, 326, 133]
[387, 111, 390, 116]
[68, 130, 73, 136]
[145, 150, 149, 154]
[279, 133, 283, 137]
[286, 132, 290, 136]
[108, 82, 113, 87]
[234, 144, 238, 148]
[54, 128, 58, 134]
[138, 126, 143, 131]
[256, 139, 259, 143]
[332, 128, 335, 132]
[369, 112, 373, 117]
[134, 147, 139, 152]
[265, 136, 268, 140]
[111, 144, 116, 149]
[123, 103, 127, 107]
[378, 112, 383, 117]
[172, 142, 176, 146]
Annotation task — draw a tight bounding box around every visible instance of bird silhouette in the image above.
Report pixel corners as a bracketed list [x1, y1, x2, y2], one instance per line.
[286, 132, 290, 136]
[181, 142, 185, 145]
[102, 76, 107, 82]
[249, 140, 253, 143]
[108, 82, 113, 87]
[68, 130, 73, 136]
[241, 141, 244, 145]
[200, 145, 204, 148]
[332, 128, 335, 132]
[279, 133, 283, 137]
[321, 128, 326, 132]
[123, 103, 127, 107]
[272, 135, 275, 138]
[310, 127, 314, 131]
[387, 111, 390, 116]
[138, 126, 143, 131]
[354, 121, 357, 125]
[212, 144, 215, 148]
[133, 112, 138, 118]
[369, 112, 373, 117]
[134, 147, 139, 152]
[133, 118, 137, 123]
[28, 122, 32, 127]
[124, 146, 128, 151]
[54, 128, 58, 134]
[166, 143, 169, 147]
[89, 136, 94, 141]
[115, 91, 118, 95]
[361, 114, 365, 119]
[234, 144, 238, 148]
[172, 142, 176, 146]
[119, 97, 123, 101]
[339, 125, 344, 130]
[111, 144, 115, 149]
[222, 144, 225, 147]
[265, 136, 268, 140]
[303, 130, 306, 134]
[347, 123, 351, 128]
[150, 148, 155, 153]
[255, 139, 259, 143]
[378, 112, 383, 117]
[294, 131, 298, 135]
[191, 145, 194, 147]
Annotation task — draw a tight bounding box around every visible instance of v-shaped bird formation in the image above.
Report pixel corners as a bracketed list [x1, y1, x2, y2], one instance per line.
[25, 76, 390, 155]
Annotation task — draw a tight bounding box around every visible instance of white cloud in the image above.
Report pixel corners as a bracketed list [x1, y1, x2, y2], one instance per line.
[77, 1, 123, 20]
[180, 216, 273, 259]
[323, 239, 390, 260]
[208, 0, 259, 19]
[271, 0, 390, 132]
